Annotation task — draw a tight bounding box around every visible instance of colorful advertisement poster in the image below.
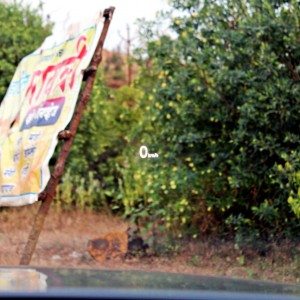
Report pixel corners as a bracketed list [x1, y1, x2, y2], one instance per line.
[0, 15, 103, 206]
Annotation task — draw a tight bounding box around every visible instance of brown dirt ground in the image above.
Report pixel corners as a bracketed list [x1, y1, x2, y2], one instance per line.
[0, 204, 299, 284]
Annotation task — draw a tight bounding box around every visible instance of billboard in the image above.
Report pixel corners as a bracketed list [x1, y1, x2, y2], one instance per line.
[0, 15, 103, 206]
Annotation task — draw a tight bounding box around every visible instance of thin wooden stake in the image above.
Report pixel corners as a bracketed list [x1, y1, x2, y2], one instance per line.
[20, 7, 115, 265]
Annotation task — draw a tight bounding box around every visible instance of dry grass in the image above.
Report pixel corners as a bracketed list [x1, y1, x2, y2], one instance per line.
[0, 204, 127, 267]
[0, 205, 299, 284]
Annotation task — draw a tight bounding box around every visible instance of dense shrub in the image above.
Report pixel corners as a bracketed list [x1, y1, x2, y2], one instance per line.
[129, 0, 300, 241]
[57, 74, 144, 212]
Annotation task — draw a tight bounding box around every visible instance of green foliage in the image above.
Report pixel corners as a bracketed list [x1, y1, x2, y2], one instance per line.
[55, 170, 100, 210]
[132, 0, 300, 239]
[285, 153, 300, 218]
[58, 73, 144, 212]
[1, 0, 299, 246]
[52, 0, 300, 242]
[0, 1, 52, 102]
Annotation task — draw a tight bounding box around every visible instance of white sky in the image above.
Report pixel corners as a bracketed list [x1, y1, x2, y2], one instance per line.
[22, 0, 170, 50]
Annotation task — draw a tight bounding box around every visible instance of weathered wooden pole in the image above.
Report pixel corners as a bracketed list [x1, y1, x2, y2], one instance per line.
[20, 7, 115, 265]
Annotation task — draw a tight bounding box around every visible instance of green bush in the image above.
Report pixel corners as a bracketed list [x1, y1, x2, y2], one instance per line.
[130, 0, 300, 240]
[57, 74, 144, 212]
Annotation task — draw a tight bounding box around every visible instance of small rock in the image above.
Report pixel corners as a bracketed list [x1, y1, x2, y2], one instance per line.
[127, 227, 149, 257]
[69, 251, 81, 259]
[81, 251, 93, 263]
[51, 255, 61, 260]
[87, 231, 128, 263]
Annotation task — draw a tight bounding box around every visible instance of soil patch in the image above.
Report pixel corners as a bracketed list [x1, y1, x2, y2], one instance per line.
[0, 205, 299, 284]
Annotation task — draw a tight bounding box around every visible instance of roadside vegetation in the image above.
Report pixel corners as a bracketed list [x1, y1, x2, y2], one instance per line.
[0, 0, 299, 282]
[61, 0, 300, 246]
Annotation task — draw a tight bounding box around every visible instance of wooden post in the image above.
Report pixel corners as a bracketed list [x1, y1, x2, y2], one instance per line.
[20, 7, 115, 265]
[126, 24, 133, 86]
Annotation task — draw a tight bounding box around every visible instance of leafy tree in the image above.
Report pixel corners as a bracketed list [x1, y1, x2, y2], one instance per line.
[0, 1, 52, 102]
[130, 0, 300, 241]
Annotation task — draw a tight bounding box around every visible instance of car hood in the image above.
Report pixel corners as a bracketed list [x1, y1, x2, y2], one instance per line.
[0, 267, 299, 299]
